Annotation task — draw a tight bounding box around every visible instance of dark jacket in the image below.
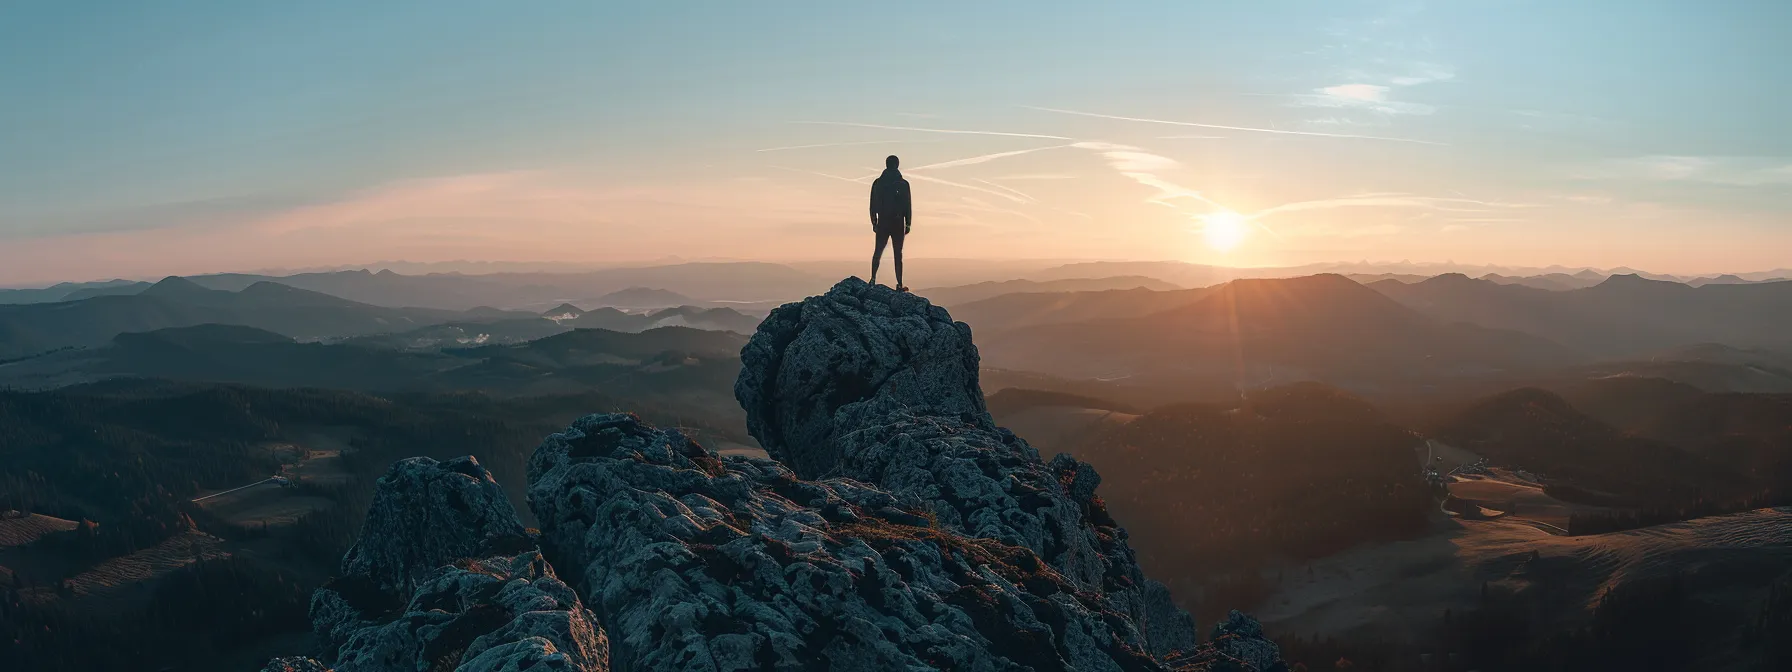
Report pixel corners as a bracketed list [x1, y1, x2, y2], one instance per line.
[869, 168, 912, 233]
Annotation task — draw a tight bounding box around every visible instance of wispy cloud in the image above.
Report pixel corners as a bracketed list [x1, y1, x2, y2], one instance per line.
[767, 165, 871, 184]
[1237, 194, 1537, 226]
[1301, 83, 1437, 115]
[1303, 5, 1454, 122]
[1067, 141, 1221, 209]
[793, 121, 1072, 140]
[1158, 135, 1228, 140]
[1276, 221, 1408, 238]
[971, 178, 1038, 203]
[756, 139, 936, 153]
[1575, 156, 1792, 186]
[1028, 106, 1446, 145]
[1560, 194, 1615, 205]
[1387, 63, 1456, 87]
[946, 196, 1045, 225]
[1324, 84, 1388, 101]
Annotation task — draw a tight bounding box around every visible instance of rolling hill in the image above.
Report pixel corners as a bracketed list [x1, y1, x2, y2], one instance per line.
[591, 286, 693, 308]
[0, 279, 149, 305]
[919, 276, 1181, 306]
[0, 322, 751, 411]
[975, 274, 1581, 388]
[1550, 377, 1792, 489]
[1052, 382, 1434, 623]
[1433, 388, 1748, 506]
[949, 285, 1218, 334]
[557, 305, 760, 334]
[1370, 273, 1792, 357]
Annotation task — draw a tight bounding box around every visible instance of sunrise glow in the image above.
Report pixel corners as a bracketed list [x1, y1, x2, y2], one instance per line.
[1200, 210, 1249, 252]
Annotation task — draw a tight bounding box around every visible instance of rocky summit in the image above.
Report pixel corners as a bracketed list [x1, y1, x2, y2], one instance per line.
[736, 278, 1197, 658]
[271, 278, 1285, 672]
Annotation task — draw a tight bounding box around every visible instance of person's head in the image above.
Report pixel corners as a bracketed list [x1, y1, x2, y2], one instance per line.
[885, 155, 900, 170]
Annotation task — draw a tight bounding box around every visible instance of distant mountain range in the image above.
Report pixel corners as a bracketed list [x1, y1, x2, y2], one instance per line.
[1368, 273, 1792, 357]
[0, 262, 831, 310]
[1025, 260, 1789, 289]
[0, 323, 749, 417]
[0, 277, 508, 360]
[7, 260, 1785, 309]
[0, 279, 149, 304]
[0, 271, 779, 361]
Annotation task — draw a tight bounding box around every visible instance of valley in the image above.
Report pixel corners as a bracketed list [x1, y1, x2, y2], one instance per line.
[3, 263, 1791, 671]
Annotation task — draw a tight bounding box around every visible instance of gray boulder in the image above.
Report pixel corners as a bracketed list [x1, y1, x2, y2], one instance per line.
[302, 456, 609, 672]
[338, 456, 534, 596]
[324, 552, 609, 672]
[735, 277, 1198, 656]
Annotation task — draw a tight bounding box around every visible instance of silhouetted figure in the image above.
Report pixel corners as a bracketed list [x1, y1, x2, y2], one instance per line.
[869, 155, 912, 290]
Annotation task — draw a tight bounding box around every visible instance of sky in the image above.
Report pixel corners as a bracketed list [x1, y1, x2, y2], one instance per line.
[2, 0, 1788, 284]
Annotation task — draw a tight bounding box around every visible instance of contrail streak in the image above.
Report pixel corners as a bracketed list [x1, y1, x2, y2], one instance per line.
[971, 178, 1038, 203]
[904, 145, 1072, 171]
[905, 173, 1032, 204]
[1026, 106, 1447, 146]
[766, 165, 871, 184]
[756, 139, 934, 152]
[794, 121, 1073, 140]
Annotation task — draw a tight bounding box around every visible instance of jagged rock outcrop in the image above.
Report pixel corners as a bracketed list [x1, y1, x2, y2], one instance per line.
[735, 278, 1198, 656]
[277, 277, 1287, 672]
[305, 457, 609, 672]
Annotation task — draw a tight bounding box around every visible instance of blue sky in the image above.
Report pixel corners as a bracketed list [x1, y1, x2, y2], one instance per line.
[2, 0, 1788, 283]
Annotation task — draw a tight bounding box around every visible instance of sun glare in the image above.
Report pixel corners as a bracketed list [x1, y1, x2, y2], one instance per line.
[1200, 210, 1249, 252]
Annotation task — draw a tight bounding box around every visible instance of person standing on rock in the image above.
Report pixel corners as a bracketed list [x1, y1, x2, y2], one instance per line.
[868, 155, 912, 291]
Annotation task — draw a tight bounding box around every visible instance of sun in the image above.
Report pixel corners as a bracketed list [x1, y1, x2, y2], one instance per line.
[1199, 210, 1249, 252]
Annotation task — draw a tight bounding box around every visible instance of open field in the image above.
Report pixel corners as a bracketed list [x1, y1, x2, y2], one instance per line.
[997, 405, 1140, 453]
[1254, 506, 1792, 649]
[19, 529, 226, 611]
[193, 429, 357, 529]
[0, 511, 80, 549]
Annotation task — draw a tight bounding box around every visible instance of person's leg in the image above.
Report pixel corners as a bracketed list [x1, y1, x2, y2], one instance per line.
[892, 228, 906, 290]
[871, 231, 890, 285]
